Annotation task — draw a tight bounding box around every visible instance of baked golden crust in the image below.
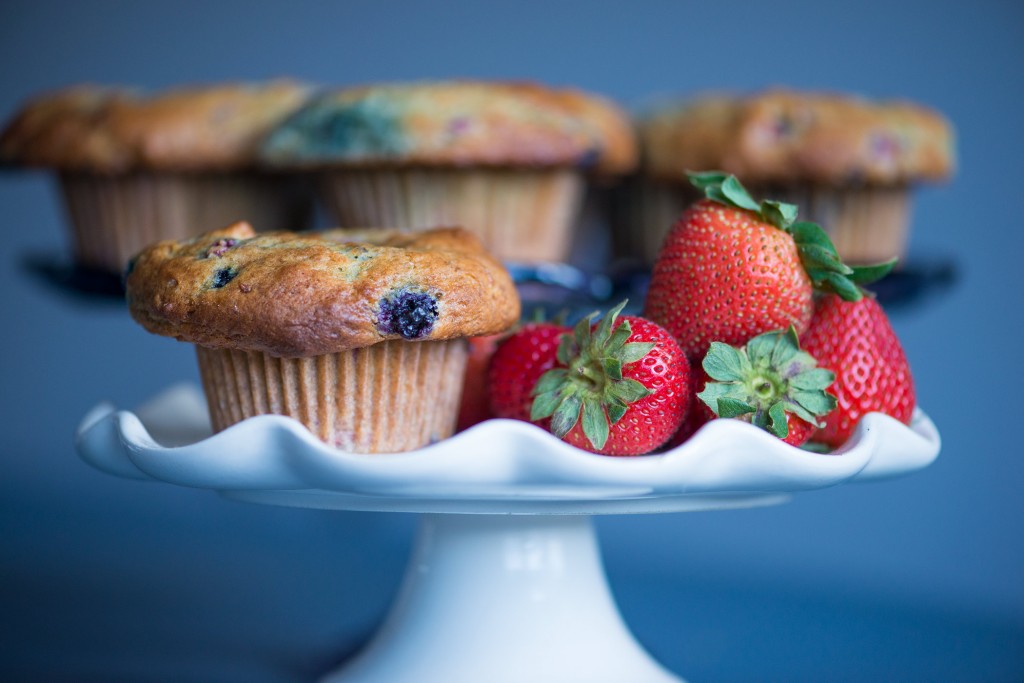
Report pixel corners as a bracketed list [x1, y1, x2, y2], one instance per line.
[640, 90, 955, 186]
[126, 223, 521, 357]
[1, 81, 313, 172]
[0, 85, 127, 170]
[259, 81, 637, 175]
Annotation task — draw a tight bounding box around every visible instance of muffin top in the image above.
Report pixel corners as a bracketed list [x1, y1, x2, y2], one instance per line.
[640, 89, 955, 185]
[0, 80, 314, 172]
[258, 81, 637, 174]
[126, 223, 521, 357]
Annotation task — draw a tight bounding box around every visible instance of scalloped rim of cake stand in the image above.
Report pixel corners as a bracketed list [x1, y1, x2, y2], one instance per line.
[75, 384, 940, 515]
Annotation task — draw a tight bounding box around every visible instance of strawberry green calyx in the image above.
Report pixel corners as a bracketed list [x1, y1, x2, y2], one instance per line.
[697, 327, 837, 439]
[688, 171, 799, 230]
[686, 171, 895, 301]
[530, 300, 654, 450]
[788, 220, 897, 301]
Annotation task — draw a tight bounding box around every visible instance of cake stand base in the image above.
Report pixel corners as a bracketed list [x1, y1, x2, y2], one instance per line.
[321, 513, 682, 683]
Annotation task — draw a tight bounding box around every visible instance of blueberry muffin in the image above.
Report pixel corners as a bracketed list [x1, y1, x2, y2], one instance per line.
[621, 89, 955, 265]
[259, 80, 636, 264]
[125, 222, 520, 453]
[1, 81, 315, 274]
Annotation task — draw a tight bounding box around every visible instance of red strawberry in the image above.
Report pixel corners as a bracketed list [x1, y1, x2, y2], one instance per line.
[799, 294, 915, 448]
[779, 412, 817, 446]
[643, 172, 894, 361]
[673, 369, 817, 447]
[530, 301, 690, 456]
[689, 327, 836, 446]
[456, 334, 505, 431]
[488, 322, 568, 422]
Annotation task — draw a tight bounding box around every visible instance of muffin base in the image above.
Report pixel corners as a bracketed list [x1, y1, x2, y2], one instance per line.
[58, 171, 313, 274]
[319, 168, 583, 263]
[195, 340, 468, 453]
[607, 178, 689, 266]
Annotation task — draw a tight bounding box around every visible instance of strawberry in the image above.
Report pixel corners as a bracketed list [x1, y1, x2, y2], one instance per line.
[456, 334, 505, 431]
[643, 172, 895, 361]
[680, 371, 817, 447]
[488, 321, 569, 423]
[692, 327, 836, 446]
[530, 301, 690, 456]
[799, 294, 916, 448]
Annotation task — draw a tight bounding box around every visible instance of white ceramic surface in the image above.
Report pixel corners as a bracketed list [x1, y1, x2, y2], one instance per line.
[74, 384, 940, 683]
[76, 383, 940, 515]
[328, 514, 684, 683]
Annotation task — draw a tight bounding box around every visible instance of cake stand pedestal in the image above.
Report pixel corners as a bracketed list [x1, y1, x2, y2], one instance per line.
[320, 513, 678, 683]
[76, 384, 940, 683]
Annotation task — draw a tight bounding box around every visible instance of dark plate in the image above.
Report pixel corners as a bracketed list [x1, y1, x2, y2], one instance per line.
[21, 252, 125, 303]
[23, 251, 958, 315]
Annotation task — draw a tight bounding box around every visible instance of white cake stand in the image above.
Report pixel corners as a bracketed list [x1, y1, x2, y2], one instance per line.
[75, 384, 940, 683]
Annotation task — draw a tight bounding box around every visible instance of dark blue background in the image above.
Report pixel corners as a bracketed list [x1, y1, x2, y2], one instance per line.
[2, 1, 1022, 680]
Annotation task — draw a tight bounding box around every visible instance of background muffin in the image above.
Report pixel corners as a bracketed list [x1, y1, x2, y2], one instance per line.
[259, 80, 637, 265]
[618, 89, 955, 266]
[0, 80, 316, 274]
[125, 222, 520, 453]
